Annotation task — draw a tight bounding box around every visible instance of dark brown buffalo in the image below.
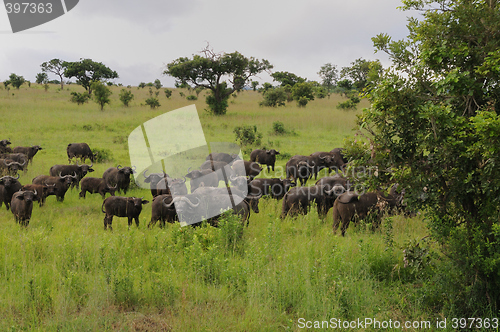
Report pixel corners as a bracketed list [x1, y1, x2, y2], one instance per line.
[32, 173, 77, 202]
[0, 153, 28, 164]
[22, 184, 57, 207]
[186, 168, 219, 193]
[200, 160, 233, 183]
[101, 196, 149, 230]
[281, 184, 339, 219]
[12, 145, 42, 164]
[309, 152, 338, 179]
[285, 155, 316, 186]
[11, 190, 37, 226]
[50, 162, 94, 189]
[330, 148, 348, 169]
[102, 165, 136, 194]
[231, 160, 262, 180]
[192, 186, 262, 216]
[206, 152, 240, 165]
[0, 139, 12, 153]
[0, 158, 26, 176]
[156, 177, 188, 196]
[250, 149, 280, 172]
[79, 177, 117, 199]
[332, 190, 404, 236]
[67, 143, 97, 163]
[0, 174, 22, 210]
[315, 175, 349, 194]
[143, 170, 168, 197]
[248, 177, 296, 200]
[148, 194, 178, 228]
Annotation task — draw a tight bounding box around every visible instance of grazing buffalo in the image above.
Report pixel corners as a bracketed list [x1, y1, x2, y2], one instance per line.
[11, 190, 37, 226]
[330, 148, 348, 170]
[0, 174, 22, 210]
[315, 174, 349, 194]
[232, 160, 262, 180]
[192, 186, 262, 216]
[332, 189, 404, 236]
[0, 158, 26, 176]
[250, 149, 280, 172]
[248, 178, 296, 200]
[67, 143, 97, 163]
[79, 177, 117, 199]
[156, 177, 188, 196]
[101, 196, 149, 230]
[148, 194, 178, 228]
[22, 184, 57, 207]
[285, 155, 316, 186]
[12, 145, 42, 164]
[49, 162, 94, 189]
[309, 152, 337, 179]
[206, 152, 240, 165]
[32, 173, 77, 202]
[281, 184, 339, 219]
[143, 170, 168, 197]
[200, 160, 233, 183]
[186, 168, 219, 193]
[0, 139, 12, 153]
[102, 165, 136, 194]
[0, 153, 28, 164]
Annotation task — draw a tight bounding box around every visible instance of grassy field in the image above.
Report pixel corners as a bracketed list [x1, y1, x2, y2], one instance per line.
[0, 84, 438, 331]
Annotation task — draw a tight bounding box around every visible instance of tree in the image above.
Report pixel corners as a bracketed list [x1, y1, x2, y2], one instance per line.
[63, 59, 118, 95]
[291, 82, 314, 107]
[251, 81, 259, 91]
[35, 72, 48, 85]
[91, 81, 112, 111]
[358, 0, 500, 316]
[41, 59, 66, 90]
[318, 63, 338, 97]
[119, 89, 134, 107]
[271, 71, 305, 87]
[6, 73, 25, 89]
[154, 79, 162, 90]
[340, 58, 382, 91]
[164, 45, 273, 115]
[259, 87, 287, 107]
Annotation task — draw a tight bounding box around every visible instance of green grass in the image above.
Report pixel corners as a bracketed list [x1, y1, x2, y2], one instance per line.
[0, 84, 440, 331]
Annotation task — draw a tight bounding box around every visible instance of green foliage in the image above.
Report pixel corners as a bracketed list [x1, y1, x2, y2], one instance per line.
[340, 58, 382, 91]
[359, 0, 500, 315]
[259, 87, 287, 107]
[291, 82, 314, 107]
[91, 81, 112, 111]
[70, 91, 90, 105]
[186, 94, 197, 100]
[91, 148, 113, 162]
[145, 97, 160, 109]
[271, 71, 305, 87]
[336, 99, 358, 111]
[41, 58, 65, 90]
[6, 73, 25, 89]
[164, 45, 273, 115]
[138, 82, 146, 89]
[154, 79, 162, 89]
[318, 63, 338, 95]
[164, 88, 172, 98]
[251, 80, 259, 91]
[63, 58, 118, 95]
[118, 88, 134, 107]
[35, 72, 48, 84]
[233, 125, 262, 146]
[315, 86, 327, 99]
[272, 121, 286, 135]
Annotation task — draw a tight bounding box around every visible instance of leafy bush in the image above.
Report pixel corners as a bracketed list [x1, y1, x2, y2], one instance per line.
[70, 92, 90, 105]
[272, 121, 287, 135]
[259, 87, 287, 107]
[186, 95, 197, 100]
[92, 148, 114, 163]
[145, 97, 160, 109]
[91, 81, 112, 111]
[164, 88, 172, 99]
[119, 89, 134, 106]
[336, 100, 358, 111]
[233, 125, 262, 146]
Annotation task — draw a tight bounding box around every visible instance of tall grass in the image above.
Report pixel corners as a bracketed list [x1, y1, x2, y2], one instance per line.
[0, 84, 437, 331]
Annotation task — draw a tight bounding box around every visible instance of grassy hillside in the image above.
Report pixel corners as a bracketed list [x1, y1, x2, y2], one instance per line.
[0, 84, 436, 331]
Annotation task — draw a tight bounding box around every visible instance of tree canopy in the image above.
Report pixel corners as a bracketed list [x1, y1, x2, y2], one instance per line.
[164, 45, 273, 115]
[271, 71, 305, 87]
[41, 59, 66, 90]
[63, 59, 118, 95]
[357, 0, 500, 315]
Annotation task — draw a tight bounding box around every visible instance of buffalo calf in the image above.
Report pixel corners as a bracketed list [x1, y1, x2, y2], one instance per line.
[101, 196, 149, 230]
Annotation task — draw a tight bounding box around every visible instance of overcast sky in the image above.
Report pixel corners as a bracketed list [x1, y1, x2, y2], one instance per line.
[0, 0, 419, 87]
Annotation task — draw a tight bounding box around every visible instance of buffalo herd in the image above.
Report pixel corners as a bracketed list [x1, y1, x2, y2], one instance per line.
[0, 141, 407, 235]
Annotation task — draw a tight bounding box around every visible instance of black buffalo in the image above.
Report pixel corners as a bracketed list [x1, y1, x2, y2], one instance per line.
[101, 196, 149, 230]
[231, 160, 262, 180]
[200, 160, 233, 183]
[156, 177, 188, 196]
[281, 184, 338, 219]
[22, 184, 57, 207]
[206, 152, 240, 165]
[12, 145, 42, 164]
[0, 153, 28, 164]
[102, 165, 136, 194]
[79, 177, 117, 199]
[143, 170, 168, 197]
[186, 168, 219, 193]
[67, 143, 97, 163]
[148, 194, 178, 228]
[330, 148, 348, 170]
[49, 162, 94, 189]
[248, 177, 296, 200]
[11, 190, 37, 226]
[250, 149, 280, 172]
[285, 155, 316, 186]
[0, 139, 12, 153]
[0, 174, 22, 210]
[32, 173, 77, 202]
[315, 174, 349, 194]
[0, 158, 26, 176]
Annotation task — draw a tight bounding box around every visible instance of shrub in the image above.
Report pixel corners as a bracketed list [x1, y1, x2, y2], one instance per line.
[233, 125, 262, 146]
[336, 100, 358, 110]
[186, 95, 197, 101]
[145, 97, 160, 109]
[272, 121, 287, 135]
[70, 92, 90, 105]
[91, 81, 112, 111]
[164, 88, 172, 99]
[119, 89, 134, 107]
[92, 148, 114, 163]
[259, 87, 287, 107]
